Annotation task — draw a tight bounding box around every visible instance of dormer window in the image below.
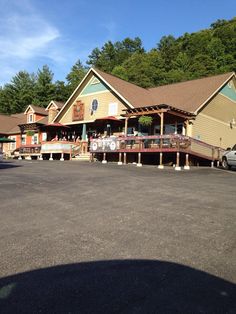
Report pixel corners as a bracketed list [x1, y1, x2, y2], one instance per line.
[28, 113, 34, 123]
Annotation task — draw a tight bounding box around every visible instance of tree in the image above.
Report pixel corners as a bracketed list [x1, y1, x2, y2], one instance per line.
[66, 60, 87, 93]
[54, 81, 70, 102]
[87, 37, 145, 73]
[0, 71, 36, 114]
[34, 65, 55, 107]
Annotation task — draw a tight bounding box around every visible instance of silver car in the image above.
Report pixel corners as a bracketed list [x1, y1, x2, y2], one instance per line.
[222, 144, 236, 169]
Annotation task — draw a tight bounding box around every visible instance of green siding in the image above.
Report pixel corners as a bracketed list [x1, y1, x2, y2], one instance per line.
[81, 78, 109, 95]
[220, 82, 236, 102]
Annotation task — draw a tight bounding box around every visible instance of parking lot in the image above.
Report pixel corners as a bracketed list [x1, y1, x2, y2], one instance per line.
[0, 160, 235, 313]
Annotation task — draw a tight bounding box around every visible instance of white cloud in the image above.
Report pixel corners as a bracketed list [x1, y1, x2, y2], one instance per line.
[0, 0, 61, 85]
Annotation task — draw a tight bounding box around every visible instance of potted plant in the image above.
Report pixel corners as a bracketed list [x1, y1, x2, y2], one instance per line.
[26, 130, 35, 137]
[138, 116, 153, 126]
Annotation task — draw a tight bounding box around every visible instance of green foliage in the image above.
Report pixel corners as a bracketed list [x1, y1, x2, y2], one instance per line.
[34, 65, 55, 107]
[138, 116, 153, 126]
[0, 18, 235, 115]
[0, 71, 36, 114]
[26, 130, 35, 136]
[87, 37, 144, 72]
[66, 59, 87, 94]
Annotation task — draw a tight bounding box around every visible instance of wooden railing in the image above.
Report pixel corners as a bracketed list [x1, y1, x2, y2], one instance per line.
[19, 144, 41, 155]
[90, 135, 224, 161]
[41, 141, 78, 154]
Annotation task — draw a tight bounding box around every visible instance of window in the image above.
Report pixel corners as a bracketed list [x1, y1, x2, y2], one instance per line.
[42, 132, 47, 141]
[90, 99, 99, 115]
[31, 134, 38, 144]
[21, 135, 26, 145]
[9, 136, 16, 150]
[28, 113, 34, 123]
[108, 103, 118, 116]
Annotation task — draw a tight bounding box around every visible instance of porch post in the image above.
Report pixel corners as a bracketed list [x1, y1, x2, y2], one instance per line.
[184, 153, 190, 170]
[49, 153, 53, 161]
[160, 112, 164, 136]
[123, 152, 127, 164]
[158, 152, 164, 169]
[175, 152, 181, 171]
[39, 154, 43, 161]
[90, 153, 94, 162]
[124, 117, 129, 136]
[137, 152, 142, 167]
[118, 152, 122, 165]
[102, 152, 107, 164]
[60, 152, 64, 161]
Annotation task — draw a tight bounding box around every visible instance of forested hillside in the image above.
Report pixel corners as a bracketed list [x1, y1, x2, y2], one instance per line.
[0, 18, 235, 114]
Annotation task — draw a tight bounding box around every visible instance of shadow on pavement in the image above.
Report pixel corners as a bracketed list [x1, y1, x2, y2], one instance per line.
[0, 260, 235, 313]
[0, 161, 21, 170]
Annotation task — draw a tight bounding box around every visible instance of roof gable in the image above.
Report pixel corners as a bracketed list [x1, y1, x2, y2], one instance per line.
[46, 101, 64, 111]
[54, 68, 235, 121]
[80, 76, 109, 96]
[148, 72, 235, 113]
[24, 104, 48, 116]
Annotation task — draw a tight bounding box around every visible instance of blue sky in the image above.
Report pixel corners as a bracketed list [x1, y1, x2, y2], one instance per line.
[0, 0, 235, 86]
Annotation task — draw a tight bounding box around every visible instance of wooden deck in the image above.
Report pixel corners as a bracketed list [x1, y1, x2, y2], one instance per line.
[90, 135, 224, 162]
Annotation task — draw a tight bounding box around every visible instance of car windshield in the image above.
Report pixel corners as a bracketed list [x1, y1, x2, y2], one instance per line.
[232, 144, 236, 150]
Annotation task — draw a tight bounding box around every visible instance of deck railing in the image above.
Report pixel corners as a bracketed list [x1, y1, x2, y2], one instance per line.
[41, 141, 80, 155]
[90, 135, 224, 161]
[19, 144, 41, 155]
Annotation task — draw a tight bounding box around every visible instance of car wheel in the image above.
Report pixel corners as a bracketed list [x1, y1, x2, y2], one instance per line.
[222, 158, 231, 170]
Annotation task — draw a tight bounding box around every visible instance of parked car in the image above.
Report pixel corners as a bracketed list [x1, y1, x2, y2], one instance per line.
[222, 144, 236, 169]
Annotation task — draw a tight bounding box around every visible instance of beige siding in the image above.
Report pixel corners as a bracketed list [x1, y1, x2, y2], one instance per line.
[60, 90, 127, 124]
[193, 79, 236, 149]
[201, 93, 236, 123]
[193, 113, 236, 149]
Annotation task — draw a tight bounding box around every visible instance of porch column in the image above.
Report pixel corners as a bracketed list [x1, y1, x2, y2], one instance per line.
[175, 152, 181, 171]
[158, 152, 164, 169]
[123, 152, 127, 164]
[38, 154, 43, 161]
[118, 152, 122, 165]
[160, 112, 164, 136]
[102, 152, 107, 164]
[137, 152, 142, 167]
[60, 152, 64, 161]
[184, 153, 190, 170]
[49, 153, 53, 161]
[18, 156, 22, 160]
[124, 117, 129, 136]
[158, 111, 164, 150]
[185, 119, 193, 137]
[90, 153, 94, 162]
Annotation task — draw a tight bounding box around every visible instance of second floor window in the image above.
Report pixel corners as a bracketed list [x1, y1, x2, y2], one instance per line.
[28, 114, 34, 123]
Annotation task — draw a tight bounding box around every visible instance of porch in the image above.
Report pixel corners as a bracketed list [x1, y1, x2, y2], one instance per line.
[90, 134, 224, 169]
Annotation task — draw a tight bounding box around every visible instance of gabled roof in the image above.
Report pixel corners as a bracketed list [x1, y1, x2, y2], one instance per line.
[93, 68, 153, 108]
[24, 104, 48, 116]
[46, 100, 64, 111]
[148, 72, 235, 114]
[0, 114, 25, 134]
[54, 68, 235, 122]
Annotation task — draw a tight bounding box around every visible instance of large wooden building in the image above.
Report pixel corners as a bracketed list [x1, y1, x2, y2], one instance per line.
[1, 68, 236, 167]
[51, 68, 236, 167]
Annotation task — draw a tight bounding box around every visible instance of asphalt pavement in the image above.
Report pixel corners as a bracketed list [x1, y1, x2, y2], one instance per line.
[0, 160, 235, 313]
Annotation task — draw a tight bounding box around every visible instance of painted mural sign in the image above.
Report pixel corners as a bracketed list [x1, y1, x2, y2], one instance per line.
[73, 100, 84, 121]
[90, 138, 119, 152]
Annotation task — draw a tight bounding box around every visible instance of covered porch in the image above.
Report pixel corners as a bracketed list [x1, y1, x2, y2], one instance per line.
[89, 105, 224, 169]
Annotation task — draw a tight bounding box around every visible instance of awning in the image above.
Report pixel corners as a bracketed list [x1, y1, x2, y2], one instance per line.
[95, 116, 121, 122]
[0, 137, 15, 143]
[44, 123, 70, 128]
